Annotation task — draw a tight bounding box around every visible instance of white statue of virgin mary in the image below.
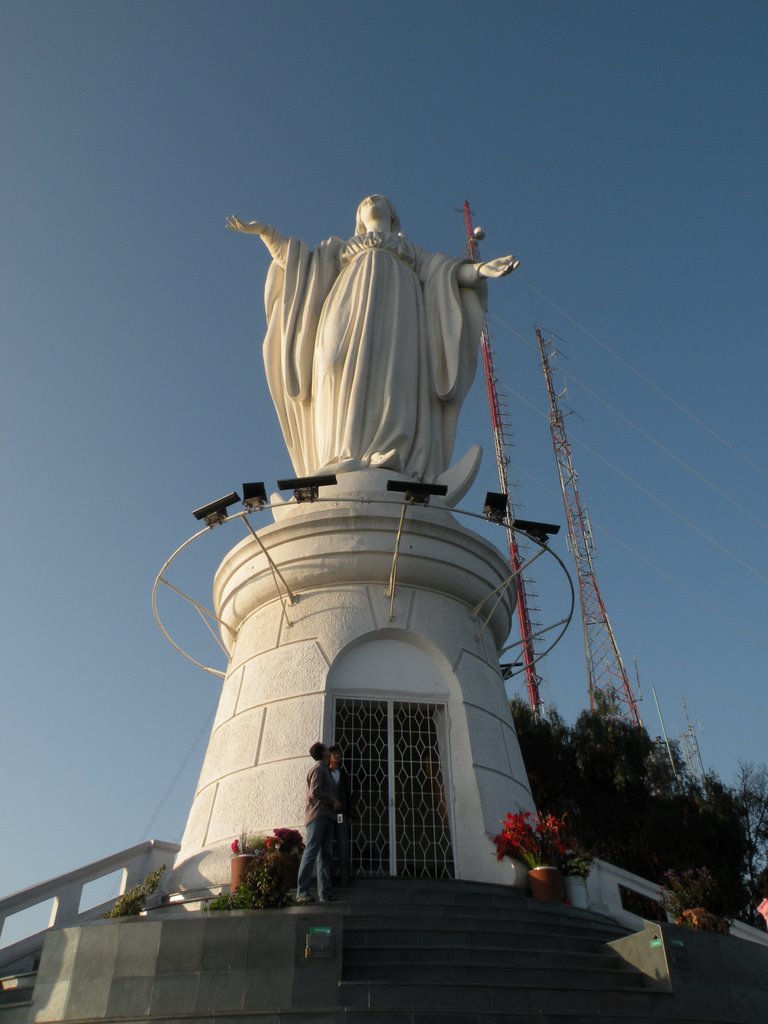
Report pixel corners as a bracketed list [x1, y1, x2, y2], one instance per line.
[227, 195, 518, 483]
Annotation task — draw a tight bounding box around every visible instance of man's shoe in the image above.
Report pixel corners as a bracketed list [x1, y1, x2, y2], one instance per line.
[321, 895, 337, 902]
[296, 894, 315, 905]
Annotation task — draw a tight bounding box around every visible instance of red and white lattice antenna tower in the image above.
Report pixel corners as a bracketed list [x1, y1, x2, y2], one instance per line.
[463, 201, 544, 716]
[534, 325, 641, 725]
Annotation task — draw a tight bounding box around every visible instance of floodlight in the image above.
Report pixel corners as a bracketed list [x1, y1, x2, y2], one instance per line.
[386, 480, 448, 506]
[512, 517, 560, 544]
[483, 491, 508, 524]
[276, 474, 338, 502]
[500, 662, 523, 680]
[192, 491, 241, 527]
[242, 481, 268, 510]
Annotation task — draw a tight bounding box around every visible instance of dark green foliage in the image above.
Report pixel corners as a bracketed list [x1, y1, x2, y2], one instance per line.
[660, 866, 731, 921]
[509, 699, 752, 921]
[508, 700, 575, 816]
[733, 761, 768, 925]
[560, 849, 593, 878]
[104, 865, 166, 918]
[566, 708, 654, 870]
[207, 851, 291, 911]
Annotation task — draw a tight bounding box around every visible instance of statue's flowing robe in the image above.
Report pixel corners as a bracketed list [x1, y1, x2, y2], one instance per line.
[263, 231, 487, 481]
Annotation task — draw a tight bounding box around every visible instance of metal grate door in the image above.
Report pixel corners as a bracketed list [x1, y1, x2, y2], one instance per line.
[334, 698, 454, 878]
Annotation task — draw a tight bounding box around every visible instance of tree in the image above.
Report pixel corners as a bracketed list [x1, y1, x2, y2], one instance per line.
[509, 701, 750, 921]
[508, 699, 574, 816]
[733, 761, 768, 923]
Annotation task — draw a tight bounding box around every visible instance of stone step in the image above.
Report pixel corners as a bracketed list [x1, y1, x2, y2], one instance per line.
[343, 918, 623, 950]
[340, 881, 598, 916]
[0, 973, 35, 1009]
[342, 944, 627, 971]
[341, 877, 525, 895]
[339, 882, 528, 904]
[330, 1011, 720, 1024]
[336, 885, 625, 927]
[343, 907, 624, 939]
[0, 1010, 721, 1024]
[337, 979, 669, 1015]
[374, 1012, 696, 1024]
[0, 972, 35, 1024]
[341, 960, 643, 989]
[341, 894, 621, 927]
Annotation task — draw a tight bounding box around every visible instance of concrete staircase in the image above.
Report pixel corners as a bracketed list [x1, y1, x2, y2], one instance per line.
[333, 877, 711, 1022]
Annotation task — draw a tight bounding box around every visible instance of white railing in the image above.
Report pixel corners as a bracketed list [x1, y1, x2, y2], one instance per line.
[0, 840, 179, 969]
[585, 857, 768, 947]
[3, 845, 766, 970]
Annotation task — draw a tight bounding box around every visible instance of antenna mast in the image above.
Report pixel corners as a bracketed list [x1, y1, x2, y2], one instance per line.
[678, 696, 705, 782]
[534, 326, 641, 725]
[463, 201, 544, 716]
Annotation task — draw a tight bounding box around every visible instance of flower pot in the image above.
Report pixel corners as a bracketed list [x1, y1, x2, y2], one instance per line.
[528, 866, 563, 902]
[279, 852, 301, 889]
[563, 875, 588, 909]
[230, 854, 257, 891]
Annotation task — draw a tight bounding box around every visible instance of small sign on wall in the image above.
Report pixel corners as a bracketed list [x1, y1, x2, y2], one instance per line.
[305, 925, 334, 958]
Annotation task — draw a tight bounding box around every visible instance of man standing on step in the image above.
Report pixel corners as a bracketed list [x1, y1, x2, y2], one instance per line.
[296, 742, 341, 904]
[329, 744, 354, 886]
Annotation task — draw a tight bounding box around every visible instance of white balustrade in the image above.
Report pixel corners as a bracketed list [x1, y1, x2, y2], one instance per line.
[585, 857, 768, 946]
[0, 840, 179, 968]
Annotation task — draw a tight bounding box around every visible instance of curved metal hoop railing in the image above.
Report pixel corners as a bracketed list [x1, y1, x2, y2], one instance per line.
[151, 495, 574, 682]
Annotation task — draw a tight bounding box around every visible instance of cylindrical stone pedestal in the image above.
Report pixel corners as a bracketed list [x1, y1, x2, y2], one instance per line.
[172, 474, 536, 891]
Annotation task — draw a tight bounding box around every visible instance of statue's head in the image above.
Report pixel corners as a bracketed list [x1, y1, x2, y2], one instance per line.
[355, 194, 401, 235]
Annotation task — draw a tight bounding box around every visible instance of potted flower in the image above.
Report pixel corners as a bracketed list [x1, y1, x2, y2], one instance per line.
[230, 830, 263, 890]
[263, 828, 305, 889]
[560, 848, 593, 909]
[492, 811, 567, 901]
[659, 867, 731, 934]
[211, 850, 291, 911]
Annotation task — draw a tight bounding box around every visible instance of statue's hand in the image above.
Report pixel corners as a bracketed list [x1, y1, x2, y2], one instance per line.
[226, 215, 267, 235]
[478, 255, 520, 278]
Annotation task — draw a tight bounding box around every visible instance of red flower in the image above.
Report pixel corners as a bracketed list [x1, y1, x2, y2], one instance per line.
[492, 811, 568, 869]
[231, 839, 240, 854]
[269, 828, 305, 854]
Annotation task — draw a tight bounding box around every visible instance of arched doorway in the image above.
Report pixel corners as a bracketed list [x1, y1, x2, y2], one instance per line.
[329, 636, 455, 879]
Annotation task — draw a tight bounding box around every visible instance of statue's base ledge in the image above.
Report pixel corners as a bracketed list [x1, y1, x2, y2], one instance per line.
[269, 445, 482, 520]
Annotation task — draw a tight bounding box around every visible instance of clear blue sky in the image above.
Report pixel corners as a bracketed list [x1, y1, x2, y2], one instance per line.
[2, 1, 766, 906]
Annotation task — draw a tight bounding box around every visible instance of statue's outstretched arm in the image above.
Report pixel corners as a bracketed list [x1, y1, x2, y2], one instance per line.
[457, 255, 520, 285]
[226, 215, 289, 264]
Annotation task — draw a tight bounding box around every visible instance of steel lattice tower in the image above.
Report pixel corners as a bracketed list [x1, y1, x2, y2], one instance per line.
[534, 326, 641, 724]
[677, 697, 705, 782]
[464, 202, 544, 715]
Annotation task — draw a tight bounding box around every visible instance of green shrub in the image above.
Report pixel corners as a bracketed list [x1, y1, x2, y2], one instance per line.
[207, 851, 291, 911]
[104, 865, 166, 918]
